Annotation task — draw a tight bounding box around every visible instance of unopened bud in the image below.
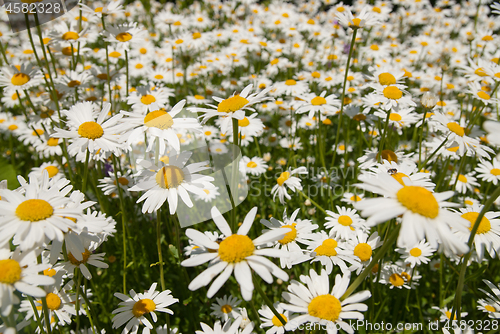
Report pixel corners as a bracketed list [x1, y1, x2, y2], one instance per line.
[421, 92, 438, 109]
[307, 208, 316, 215]
[263, 152, 271, 162]
[304, 199, 312, 206]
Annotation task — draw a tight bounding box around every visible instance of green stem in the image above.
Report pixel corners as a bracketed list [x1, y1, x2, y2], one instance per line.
[230, 118, 239, 233]
[41, 296, 53, 334]
[157, 208, 166, 291]
[376, 110, 391, 162]
[82, 149, 90, 193]
[27, 296, 45, 334]
[253, 274, 286, 326]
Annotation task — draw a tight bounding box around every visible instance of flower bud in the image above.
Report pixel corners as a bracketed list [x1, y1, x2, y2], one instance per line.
[421, 92, 438, 109]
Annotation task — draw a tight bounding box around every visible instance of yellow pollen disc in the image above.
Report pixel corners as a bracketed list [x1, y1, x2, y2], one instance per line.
[155, 166, 185, 189]
[217, 95, 249, 113]
[447, 122, 464, 136]
[175, 39, 184, 44]
[0, 259, 22, 284]
[458, 174, 467, 183]
[43, 268, 56, 277]
[136, 64, 144, 69]
[238, 117, 250, 127]
[272, 314, 288, 326]
[132, 299, 156, 318]
[221, 304, 232, 313]
[311, 96, 327, 106]
[44, 166, 59, 178]
[141, 94, 157, 105]
[338, 215, 353, 226]
[67, 80, 81, 87]
[116, 32, 132, 42]
[389, 113, 402, 122]
[314, 239, 338, 256]
[270, 59, 279, 65]
[95, 7, 103, 12]
[11, 73, 30, 86]
[490, 168, 500, 176]
[410, 248, 422, 257]
[97, 73, 109, 80]
[370, 44, 379, 51]
[379, 149, 398, 163]
[350, 18, 362, 27]
[474, 68, 488, 77]
[195, 95, 205, 100]
[62, 31, 79, 40]
[192, 32, 202, 39]
[391, 172, 409, 186]
[155, 74, 164, 80]
[117, 177, 129, 186]
[353, 114, 366, 121]
[477, 91, 490, 100]
[462, 212, 491, 234]
[46, 293, 61, 310]
[32, 129, 44, 136]
[109, 51, 122, 58]
[78, 121, 104, 140]
[308, 295, 341, 321]
[383, 86, 403, 100]
[279, 224, 297, 244]
[311, 71, 320, 78]
[389, 273, 405, 286]
[140, 48, 147, 54]
[277, 171, 290, 186]
[396, 186, 439, 219]
[47, 138, 59, 146]
[144, 110, 174, 130]
[354, 243, 372, 261]
[16, 199, 54, 222]
[68, 249, 92, 266]
[485, 305, 496, 312]
[246, 161, 257, 168]
[218, 234, 254, 263]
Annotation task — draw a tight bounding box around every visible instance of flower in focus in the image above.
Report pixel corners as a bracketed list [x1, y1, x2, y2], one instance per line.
[271, 167, 307, 204]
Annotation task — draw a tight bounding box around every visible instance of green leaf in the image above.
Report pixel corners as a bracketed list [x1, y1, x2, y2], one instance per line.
[0, 158, 20, 189]
[168, 244, 179, 259]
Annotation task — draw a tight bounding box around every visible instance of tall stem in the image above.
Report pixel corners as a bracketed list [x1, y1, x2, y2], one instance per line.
[157, 208, 166, 290]
[253, 274, 287, 326]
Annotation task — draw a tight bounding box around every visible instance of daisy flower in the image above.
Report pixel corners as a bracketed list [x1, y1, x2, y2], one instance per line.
[0, 64, 43, 91]
[325, 206, 367, 240]
[354, 171, 470, 255]
[451, 171, 479, 194]
[475, 158, 500, 185]
[239, 156, 268, 176]
[188, 84, 272, 134]
[282, 269, 371, 334]
[98, 170, 134, 197]
[103, 22, 148, 50]
[0, 248, 55, 316]
[126, 86, 174, 113]
[468, 81, 499, 105]
[294, 91, 340, 118]
[258, 303, 291, 334]
[271, 167, 308, 204]
[378, 263, 418, 290]
[260, 208, 318, 269]
[368, 85, 417, 111]
[51, 102, 126, 160]
[478, 279, 500, 318]
[0, 173, 90, 251]
[432, 112, 482, 156]
[210, 295, 242, 321]
[454, 204, 500, 261]
[396, 240, 436, 267]
[431, 305, 467, 322]
[112, 282, 178, 334]
[196, 318, 249, 334]
[120, 100, 201, 153]
[181, 206, 289, 301]
[272, 79, 309, 96]
[128, 151, 214, 214]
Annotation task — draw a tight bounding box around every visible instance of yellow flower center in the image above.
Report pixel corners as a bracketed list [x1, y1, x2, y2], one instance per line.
[477, 91, 490, 100]
[116, 32, 132, 42]
[277, 171, 290, 186]
[378, 149, 398, 163]
[78, 121, 104, 140]
[383, 86, 403, 100]
[16, 199, 54, 222]
[490, 168, 500, 176]
[194, 95, 205, 100]
[218, 234, 255, 263]
[62, 31, 79, 40]
[485, 305, 496, 312]
[447, 122, 464, 136]
[458, 174, 467, 183]
[67, 80, 81, 87]
[132, 299, 156, 318]
[155, 166, 185, 189]
[246, 161, 257, 168]
[308, 295, 341, 321]
[271, 314, 288, 326]
[396, 186, 439, 219]
[217, 95, 249, 113]
[354, 243, 372, 262]
[391, 172, 409, 186]
[338, 215, 353, 226]
[350, 18, 362, 27]
[47, 138, 59, 146]
[155, 74, 164, 80]
[0, 259, 22, 284]
[144, 110, 174, 130]
[389, 113, 402, 122]
[68, 249, 92, 266]
[221, 304, 232, 313]
[409, 248, 422, 257]
[311, 96, 327, 106]
[11, 73, 31, 86]
[378, 73, 396, 85]
[314, 239, 338, 256]
[474, 68, 488, 77]
[192, 32, 202, 39]
[462, 212, 491, 234]
[109, 51, 122, 58]
[44, 166, 59, 178]
[46, 293, 61, 311]
[389, 273, 405, 286]
[141, 94, 157, 105]
[279, 224, 297, 244]
[285, 79, 296, 86]
[114, 177, 129, 186]
[238, 117, 250, 127]
[140, 48, 147, 54]
[43, 268, 56, 277]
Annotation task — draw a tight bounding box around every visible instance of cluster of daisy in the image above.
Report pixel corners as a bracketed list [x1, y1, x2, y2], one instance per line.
[0, 0, 500, 332]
